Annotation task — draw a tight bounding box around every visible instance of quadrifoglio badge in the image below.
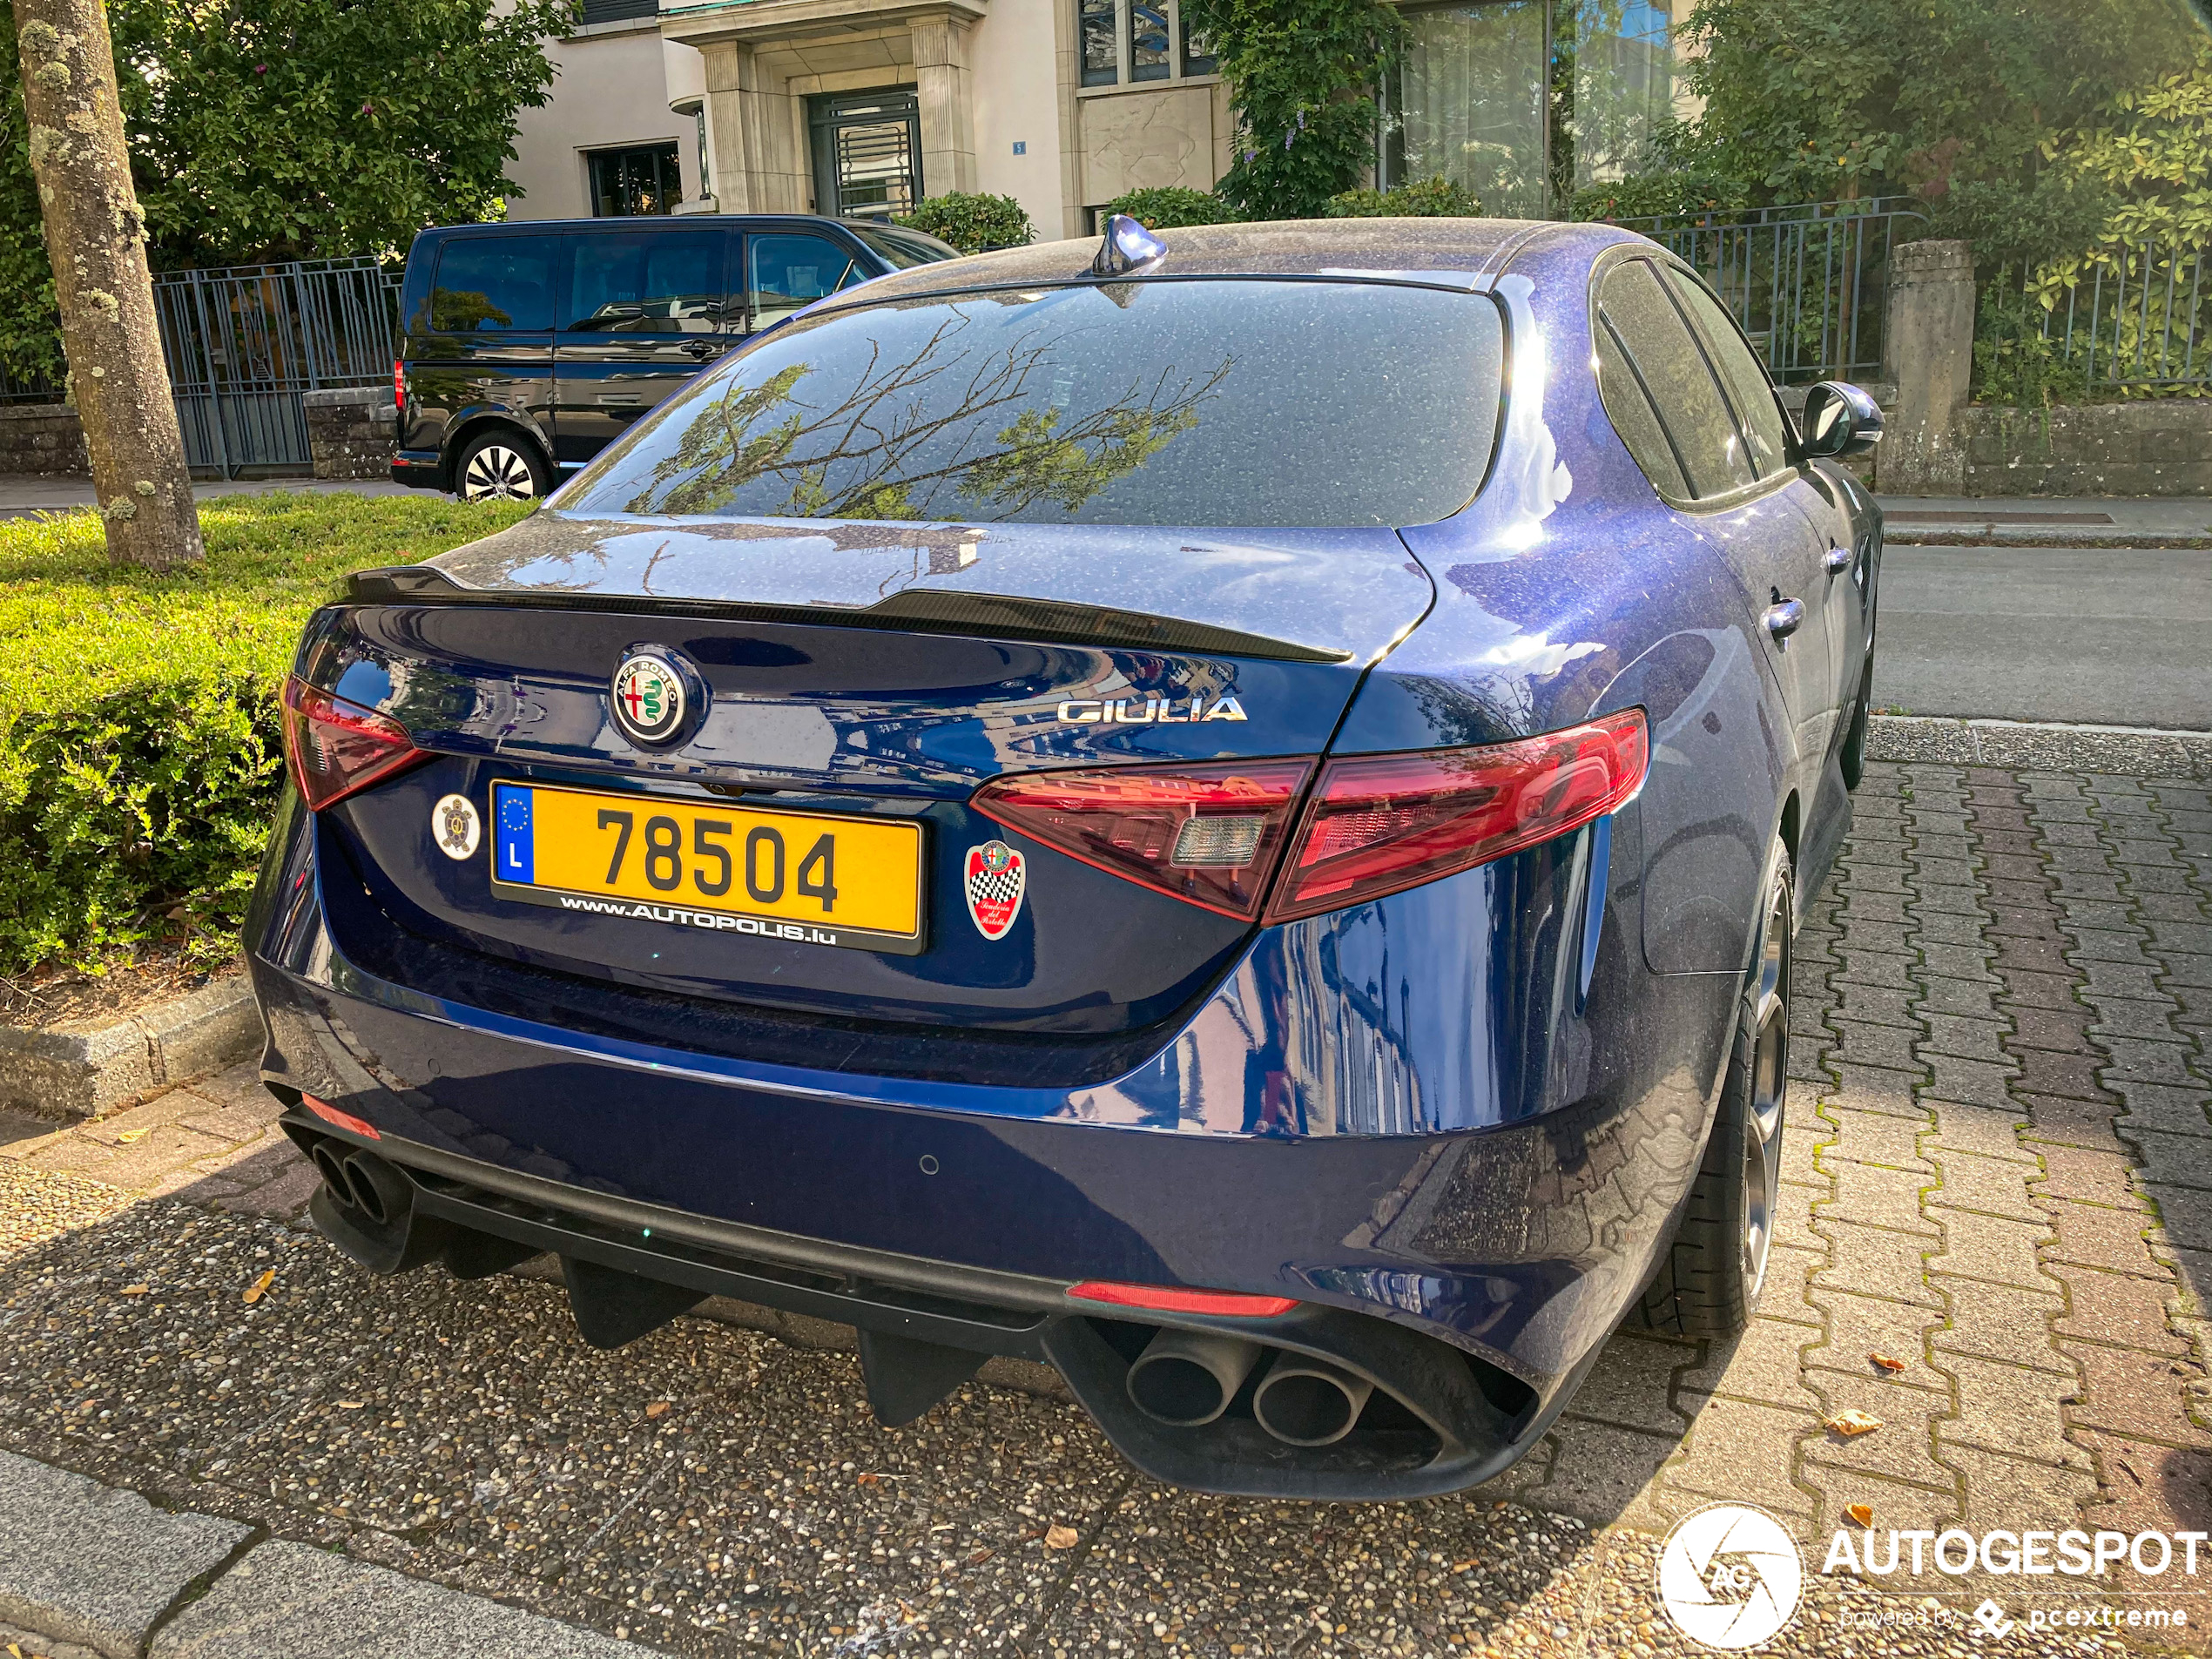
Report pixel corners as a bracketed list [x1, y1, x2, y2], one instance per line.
[963, 840, 1026, 940]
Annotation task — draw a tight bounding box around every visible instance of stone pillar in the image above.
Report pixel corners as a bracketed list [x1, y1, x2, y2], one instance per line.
[912, 10, 978, 199]
[701, 43, 757, 213]
[1878, 239, 1977, 496]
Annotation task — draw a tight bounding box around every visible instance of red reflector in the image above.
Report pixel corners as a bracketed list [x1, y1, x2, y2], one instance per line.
[300, 1092, 380, 1139]
[972, 759, 1315, 920]
[280, 675, 428, 810]
[1066, 1280, 1299, 1317]
[1265, 709, 1649, 924]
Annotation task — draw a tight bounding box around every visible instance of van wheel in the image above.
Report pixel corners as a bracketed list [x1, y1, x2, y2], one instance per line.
[455, 433, 551, 503]
[1638, 849, 1791, 1338]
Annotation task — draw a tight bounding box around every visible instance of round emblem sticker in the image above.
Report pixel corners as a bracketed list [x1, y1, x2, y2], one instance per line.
[610, 651, 687, 746]
[431, 793, 481, 861]
[1656, 1502, 1803, 1649]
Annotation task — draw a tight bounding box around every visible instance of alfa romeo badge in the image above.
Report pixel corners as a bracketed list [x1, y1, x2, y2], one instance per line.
[432, 793, 481, 860]
[963, 840, 1026, 940]
[610, 649, 688, 746]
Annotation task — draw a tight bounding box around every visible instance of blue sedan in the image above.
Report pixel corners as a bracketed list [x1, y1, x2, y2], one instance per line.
[250, 215, 1883, 1500]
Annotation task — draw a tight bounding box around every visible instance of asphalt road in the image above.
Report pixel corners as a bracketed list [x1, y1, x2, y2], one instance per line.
[1875, 543, 2212, 729]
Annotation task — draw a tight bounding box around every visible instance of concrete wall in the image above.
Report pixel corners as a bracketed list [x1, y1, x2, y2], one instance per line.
[507, 23, 705, 219]
[972, 0, 1065, 237]
[1961, 402, 2212, 497]
[0, 405, 87, 474]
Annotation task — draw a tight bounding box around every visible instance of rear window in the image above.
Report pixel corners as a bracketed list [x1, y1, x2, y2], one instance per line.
[428, 236, 557, 334]
[560, 279, 1505, 528]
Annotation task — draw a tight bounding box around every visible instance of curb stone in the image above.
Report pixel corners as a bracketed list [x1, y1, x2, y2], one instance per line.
[0, 1450, 250, 1659]
[1866, 715, 2212, 780]
[1883, 528, 2212, 549]
[0, 972, 259, 1122]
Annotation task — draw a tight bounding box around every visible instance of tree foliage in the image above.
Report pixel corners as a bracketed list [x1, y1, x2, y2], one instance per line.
[1677, 0, 2201, 268]
[2, 0, 570, 385]
[895, 191, 1035, 253]
[1178, 0, 1401, 220]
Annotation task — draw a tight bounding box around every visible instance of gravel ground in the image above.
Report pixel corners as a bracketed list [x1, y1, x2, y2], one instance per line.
[0, 1190, 2192, 1659]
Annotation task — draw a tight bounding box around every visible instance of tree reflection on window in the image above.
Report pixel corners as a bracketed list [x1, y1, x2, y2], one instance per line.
[624, 314, 1230, 520]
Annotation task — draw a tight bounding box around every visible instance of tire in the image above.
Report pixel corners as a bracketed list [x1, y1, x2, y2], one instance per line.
[1638, 849, 1792, 1338]
[1839, 642, 1874, 792]
[454, 430, 552, 503]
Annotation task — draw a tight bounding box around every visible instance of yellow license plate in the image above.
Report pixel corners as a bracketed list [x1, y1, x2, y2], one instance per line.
[489, 782, 925, 954]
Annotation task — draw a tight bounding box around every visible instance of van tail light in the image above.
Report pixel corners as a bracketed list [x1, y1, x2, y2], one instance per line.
[280, 675, 428, 810]
[393, 358, 405, 407]
[1264, 709, 1648, 924]
[971, 758, 1314, 921]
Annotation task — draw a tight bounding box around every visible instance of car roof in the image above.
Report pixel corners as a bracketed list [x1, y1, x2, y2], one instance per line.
[837, 217, 1634, 307]
[419, 214, 886, 237]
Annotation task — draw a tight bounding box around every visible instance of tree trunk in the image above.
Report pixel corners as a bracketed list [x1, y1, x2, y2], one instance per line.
[11, 0, 201, 569]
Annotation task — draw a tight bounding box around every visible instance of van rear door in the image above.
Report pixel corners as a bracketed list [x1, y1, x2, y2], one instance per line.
[550, 228, 738, 466]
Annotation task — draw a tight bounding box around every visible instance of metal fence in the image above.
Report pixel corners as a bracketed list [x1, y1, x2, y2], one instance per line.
[152, 257, 401, 475]
[1613, 197, 1929, 384]
[2037, 241, 2212, 391]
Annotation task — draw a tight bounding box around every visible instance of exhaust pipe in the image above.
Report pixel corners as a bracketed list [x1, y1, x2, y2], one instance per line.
[308, 1141, 352, 1199]
[337, 1150, 413, 1227]
[1125, 1330, 1263, 1426]
[1254, 1356, 1374, 1447]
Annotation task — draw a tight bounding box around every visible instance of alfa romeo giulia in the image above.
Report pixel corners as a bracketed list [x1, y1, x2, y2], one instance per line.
[251, 215, 1882, 1499]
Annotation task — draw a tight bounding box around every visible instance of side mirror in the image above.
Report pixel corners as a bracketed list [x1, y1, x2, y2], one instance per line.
[1799, 381, 1883, 459]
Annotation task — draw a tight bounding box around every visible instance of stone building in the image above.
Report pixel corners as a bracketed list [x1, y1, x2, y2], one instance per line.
[503, 0, 1688, 239]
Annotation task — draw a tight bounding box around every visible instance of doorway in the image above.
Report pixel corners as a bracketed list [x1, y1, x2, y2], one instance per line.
[808, 90, 923, 219]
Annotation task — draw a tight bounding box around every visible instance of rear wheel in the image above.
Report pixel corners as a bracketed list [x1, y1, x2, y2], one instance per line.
[455, 431, 551, 503]
[1639, 849, 1792, 1337]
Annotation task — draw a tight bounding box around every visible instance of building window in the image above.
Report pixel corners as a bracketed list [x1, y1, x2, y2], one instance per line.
[578, 0, 657, 23]
[1082, 0, 1217, 89]
[1080, 0, 1118, 85]
[1378, 0, 1673, 218]
[588, 143, 682, 216]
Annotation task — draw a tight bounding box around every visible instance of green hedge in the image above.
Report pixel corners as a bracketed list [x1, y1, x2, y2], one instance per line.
[0, 492, 529, 974]
[1102, 186, 1240, 229]
[1324, 177, 1483, 218]
[895, 192, 1036, 254]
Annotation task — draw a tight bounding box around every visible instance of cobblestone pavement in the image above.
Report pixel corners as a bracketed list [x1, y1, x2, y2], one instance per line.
[0, 760, 2203, 1658]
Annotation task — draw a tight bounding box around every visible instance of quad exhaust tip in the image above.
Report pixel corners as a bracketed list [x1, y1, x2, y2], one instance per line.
[1125, 1330, 1262, 1427]
[1253, 1356, 1374, 1447]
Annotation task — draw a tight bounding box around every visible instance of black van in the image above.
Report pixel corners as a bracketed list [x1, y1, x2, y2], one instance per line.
[391, 216, 957, 501]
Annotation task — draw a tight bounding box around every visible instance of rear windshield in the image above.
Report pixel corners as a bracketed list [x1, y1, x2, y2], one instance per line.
[559, 279, 1505, 528]
[848, 224, 958, 267]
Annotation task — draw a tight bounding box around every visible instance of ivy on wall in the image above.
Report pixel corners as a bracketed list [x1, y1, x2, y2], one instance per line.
[1177, 0, 1402, 221]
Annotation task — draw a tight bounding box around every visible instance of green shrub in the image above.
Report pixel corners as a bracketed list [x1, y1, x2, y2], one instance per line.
[1568, 172, 1755, 224]
[1103, 186, 1240, 229]
[0, 492, 530, 974]
[895, 192, 1036, 254]
[1323, 176, 1482, 218]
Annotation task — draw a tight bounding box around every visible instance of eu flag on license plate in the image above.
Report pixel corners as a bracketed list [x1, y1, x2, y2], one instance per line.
[494, 784, 534, 884]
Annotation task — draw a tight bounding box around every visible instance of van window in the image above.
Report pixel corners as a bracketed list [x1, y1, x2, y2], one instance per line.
[563, 232, 727, 334]
[429, 237, 558, 333]
[750, 234, 867, 328]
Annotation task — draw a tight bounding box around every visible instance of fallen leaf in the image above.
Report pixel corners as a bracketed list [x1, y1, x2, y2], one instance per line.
[242, 1269, 276, 1305]
[644, 1400, 671, 1419]
[1824, 1409, 1883, 1437]
[1044, 1524, 1080, 1549]
[113, 1127, 151, 1145]
[1845, 1502, 1873, 1526]
[856, 1471, 881, 1487]
[120, 1283, 149, 1296]
[1870, 1352, 1907, 1372]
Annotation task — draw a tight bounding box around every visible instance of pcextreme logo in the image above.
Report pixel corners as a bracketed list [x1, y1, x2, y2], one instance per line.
[1657, 1502, 1805, 1649]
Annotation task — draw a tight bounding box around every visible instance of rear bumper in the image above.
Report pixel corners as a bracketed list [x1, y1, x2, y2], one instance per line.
[391, 449, 442, 490]
[247, 786, 1731, 1497]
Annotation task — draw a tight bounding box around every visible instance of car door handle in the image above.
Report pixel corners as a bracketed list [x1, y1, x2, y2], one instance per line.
[1764, 598, 1805, 639]
[682, 341, 718, 359]
[1824, 545, 1852, 574]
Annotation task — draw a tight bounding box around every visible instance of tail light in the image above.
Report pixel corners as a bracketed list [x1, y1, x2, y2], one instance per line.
[280, 675, 428, 810]
[970, 710, 1646, 925]
[972, 758, 1313, 921]
[1264, 709, 1648, 923]
[392, 358, 405, 407]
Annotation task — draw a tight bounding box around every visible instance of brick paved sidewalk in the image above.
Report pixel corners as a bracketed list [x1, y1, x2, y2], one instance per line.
[0, 759, 2202, 1656]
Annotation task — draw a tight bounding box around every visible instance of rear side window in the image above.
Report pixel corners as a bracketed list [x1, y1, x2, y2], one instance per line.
[1595, 259, 1754, 499]
[428, 237, 557, 333]
[750, 234, 866, 328]
[563, 232, 727, 334]
[1593, 315, 1689, 500]
[849, 224, 958, 268]
[563, 279, 1507, 528]
[1663, 268, 1791, 478]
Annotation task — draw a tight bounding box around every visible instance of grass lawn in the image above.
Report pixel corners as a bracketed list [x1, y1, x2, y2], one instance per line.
[0, 491, 530, 977]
